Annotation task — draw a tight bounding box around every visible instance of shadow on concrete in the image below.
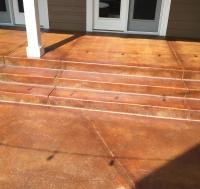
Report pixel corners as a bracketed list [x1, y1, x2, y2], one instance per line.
[45, 33, 84, 53]
[134, 144, 200, 189]
[0, 143, 199, 188]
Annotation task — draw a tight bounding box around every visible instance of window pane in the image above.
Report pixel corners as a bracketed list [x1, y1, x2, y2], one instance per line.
[133, 0, 157, 20]
[99, 0, 121, 18]
[0, 0, 6, 11]
[18, 0, 24, 13]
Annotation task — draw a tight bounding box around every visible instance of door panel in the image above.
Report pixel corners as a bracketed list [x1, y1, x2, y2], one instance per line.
[94, 0, 128, 31]
[128, 0, 162, 32]
[0, 0, 11, 23]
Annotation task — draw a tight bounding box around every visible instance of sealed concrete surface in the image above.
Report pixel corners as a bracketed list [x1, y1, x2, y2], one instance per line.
[0, 102, 200, 189]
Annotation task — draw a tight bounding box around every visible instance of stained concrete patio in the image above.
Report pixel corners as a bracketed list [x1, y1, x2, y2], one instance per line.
[0, 28, 200, 188]
[1, 28, 200, 71]
[0, 102, 200, 189]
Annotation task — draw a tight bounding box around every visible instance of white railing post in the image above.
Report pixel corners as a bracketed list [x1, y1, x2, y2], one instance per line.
[23, 0, 44, 58]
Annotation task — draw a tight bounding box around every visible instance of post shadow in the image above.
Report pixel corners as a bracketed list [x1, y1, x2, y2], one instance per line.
[44, 33, 85, 53]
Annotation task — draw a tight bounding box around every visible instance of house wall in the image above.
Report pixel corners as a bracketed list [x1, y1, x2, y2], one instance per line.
[47, 0, 200, 39]
[48, 0, 86, 32]
[167, 0, 200, 39]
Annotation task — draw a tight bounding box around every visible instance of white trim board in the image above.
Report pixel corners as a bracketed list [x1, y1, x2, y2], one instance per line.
[86, 0, 93, 32]
[159, 0, 172, 36]
[86, 0, 172, 36]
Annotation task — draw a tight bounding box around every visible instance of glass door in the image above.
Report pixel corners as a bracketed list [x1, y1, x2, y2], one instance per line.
[94, 0, 128, 31]
[12, 0, 46, 27]
[128, 0, 162, 32]
[0, 0, 11, 23]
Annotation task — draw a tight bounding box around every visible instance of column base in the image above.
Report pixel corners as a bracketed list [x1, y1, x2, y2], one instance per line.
[26, 46, 45, 58]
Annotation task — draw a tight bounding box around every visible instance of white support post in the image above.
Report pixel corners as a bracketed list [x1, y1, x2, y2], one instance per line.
[23, 0, 44, 58]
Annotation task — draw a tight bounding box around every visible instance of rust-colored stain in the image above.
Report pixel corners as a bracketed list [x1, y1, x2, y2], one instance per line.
[0, 29, 200, 188]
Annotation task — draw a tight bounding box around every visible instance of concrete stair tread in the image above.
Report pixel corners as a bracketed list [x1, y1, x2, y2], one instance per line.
[0, 65, 59, 77]
[0, 81, 199, 121]
[0, 82, 54, 104]
[5, 57, 185, 79]
[0, 82, 53, 95]
[0, 82, 189, 120]
[49, 95, 189, 120]
[58, 69, 185, 88]
[0, 65, 59, 85]
[0, 65, 185, 87]
[50, 87, 186, 109]
[1, 58, 200, 121]
[0, 65, 189, 97]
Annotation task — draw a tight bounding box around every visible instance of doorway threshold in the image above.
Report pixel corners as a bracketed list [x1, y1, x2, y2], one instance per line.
[92, 29, 159, 36]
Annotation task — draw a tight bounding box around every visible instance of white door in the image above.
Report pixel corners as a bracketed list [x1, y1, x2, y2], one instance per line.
[94, 0, 128, 31]
[13, 0, 49, 28]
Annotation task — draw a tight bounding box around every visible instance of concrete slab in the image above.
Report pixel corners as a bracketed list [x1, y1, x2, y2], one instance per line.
[0, 103, 200, 188]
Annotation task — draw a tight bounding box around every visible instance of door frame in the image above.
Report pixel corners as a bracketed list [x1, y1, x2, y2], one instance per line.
[86, 0, 172, 36]
[0, 0, 49, 29]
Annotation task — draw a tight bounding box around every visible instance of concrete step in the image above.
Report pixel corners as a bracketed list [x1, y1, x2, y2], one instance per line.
[5, 57, 184, 79]
[4, 57, 200, 86]
[0, 65, 200, 108]
[0, 65, 189, 97]
[1, 60, 200, 121]
[0, 82, 53, 104]
[0, 82, 199, 121]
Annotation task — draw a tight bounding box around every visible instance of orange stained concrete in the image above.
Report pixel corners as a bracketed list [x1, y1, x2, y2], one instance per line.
[0, 29, 200, 188]
[0, 102, 200, 189]
[0, 29, 199, 71]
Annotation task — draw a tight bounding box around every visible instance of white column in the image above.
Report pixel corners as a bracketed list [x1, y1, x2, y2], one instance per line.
[23, 0, 44, 58]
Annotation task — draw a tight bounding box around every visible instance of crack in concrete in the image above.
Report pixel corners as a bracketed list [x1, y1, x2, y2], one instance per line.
[84, 114, 136, 189]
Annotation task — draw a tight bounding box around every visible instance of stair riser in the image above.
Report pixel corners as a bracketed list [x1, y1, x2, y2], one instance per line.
[2, 74, 187, 97]
[190, 110, 200, 120]
[0, 91, 48, 104]
[49, 97, 188, 120]
[185, 80, 200, 90]
[5, 57, 184, 80]
[62, 62, 183, 79]
[52, 88, 186, 109]
[2, 58, 200, 121]
[0, 70, 185, 89]
[56, 79, 187, 97]
[0, 74, 55, 86]
[0, 79, 189, 110]
[0, 92, 200, 121]
[5, 57, 62, 69]
[186, 99, 200, 110]
[60, 70, 185, 88]
[0, 90, 199, 121]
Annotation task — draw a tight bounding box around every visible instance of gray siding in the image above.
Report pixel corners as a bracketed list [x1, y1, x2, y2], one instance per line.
[167, 0, 200, 39]
[48, 0, 86, 32]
